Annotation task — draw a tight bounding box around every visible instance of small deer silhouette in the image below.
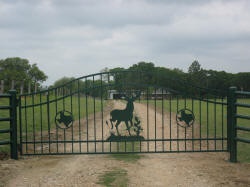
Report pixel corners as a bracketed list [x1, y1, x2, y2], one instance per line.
[110, 91, 141, 136]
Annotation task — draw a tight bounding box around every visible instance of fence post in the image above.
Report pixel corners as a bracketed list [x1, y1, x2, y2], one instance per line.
[228, 87, 237, 162]
[9, 90, 18, 160]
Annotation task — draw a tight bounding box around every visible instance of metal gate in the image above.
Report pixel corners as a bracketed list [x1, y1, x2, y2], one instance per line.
[17, 71, 229, 156]
[0, 90, 18, 159]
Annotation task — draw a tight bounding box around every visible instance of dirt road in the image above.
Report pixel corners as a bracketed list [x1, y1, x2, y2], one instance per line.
[1, 101, 250, 186]
[1, 152, 250, 187]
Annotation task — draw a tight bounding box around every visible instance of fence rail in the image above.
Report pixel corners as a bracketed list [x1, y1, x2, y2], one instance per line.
[0, 90, 18, 159]
[229, 87, 250, 162]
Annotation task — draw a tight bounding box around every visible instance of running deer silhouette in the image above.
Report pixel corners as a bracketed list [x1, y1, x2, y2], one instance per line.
[109, 91, 141, 136]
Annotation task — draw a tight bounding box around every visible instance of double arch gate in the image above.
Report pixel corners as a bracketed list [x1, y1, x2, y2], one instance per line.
[4, 70, 247, 161]
[17, 71, 229, 156]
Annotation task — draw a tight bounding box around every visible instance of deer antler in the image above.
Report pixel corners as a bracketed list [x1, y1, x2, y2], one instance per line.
[121, 91, 141, 101]
[120, 93, 130, 101]
[131, 91, 141, 101]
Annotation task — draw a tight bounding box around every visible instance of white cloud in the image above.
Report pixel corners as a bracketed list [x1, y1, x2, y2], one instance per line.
[0, 0, 250, 85]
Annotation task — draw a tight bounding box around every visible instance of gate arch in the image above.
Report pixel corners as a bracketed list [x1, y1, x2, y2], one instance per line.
[18, 71, 228, 155]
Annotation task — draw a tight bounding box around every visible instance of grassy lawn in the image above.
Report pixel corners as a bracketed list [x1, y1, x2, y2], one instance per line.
[142, 97, 250, 162]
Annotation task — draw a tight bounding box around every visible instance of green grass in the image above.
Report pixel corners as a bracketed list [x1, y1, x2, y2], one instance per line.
[143, 97, 227, 138]
[236, 99, 250, 162]
[142, 98, 250, 162]
[0, 97, 11, 155]
[110, 141, 143, 162]
[97, 168, 128, 187]
[99, 142, 141, 186]
[0, 94, 105, 154]
[19, 94, 104, 133]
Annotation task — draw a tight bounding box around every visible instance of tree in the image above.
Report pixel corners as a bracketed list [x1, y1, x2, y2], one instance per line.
[187, 60, 207, 89]
[0, 57, 30, 90]
[100, 67, 109, 82]
[53, 77, 76, 88]
[28, 64, 48, 92]
[128, 62, 155, 86]
[232, 72, 250, 91]
[188, 60, 201, 74]
[52, 77, 76, 96]
[0, 57, 47, 93]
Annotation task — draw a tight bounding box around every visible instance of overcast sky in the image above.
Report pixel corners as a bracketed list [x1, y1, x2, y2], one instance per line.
[1, 0, 250, 85]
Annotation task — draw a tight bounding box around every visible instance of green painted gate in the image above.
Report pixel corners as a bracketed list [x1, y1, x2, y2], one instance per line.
[1, 71, 249, 162]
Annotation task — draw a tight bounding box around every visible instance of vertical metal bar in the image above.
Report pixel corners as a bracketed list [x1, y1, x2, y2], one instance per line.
[85, 78, 89, 153]
[93, 76, 96, 152]
[132, 141, 135, 152]
[161, 88, 164, 152]
[206, 96, 209, 150]
[39, 93, 43, 154]
[55, 89, 59, 153]
[184, 96, 187, 151]
[63, 129, 66, 153]
[177, 95, 179, 151]
[228, 87, 237, 162]
[63, 87, 66, 153]
[227, 92, 231, 152]
[147, 87, 149, 152]
[214, 97, 217, 150]
[154, 87, 157, 152]
[47, 91, 51, 153]
[24, 95, 28, 153]
[9, 90, 18, 159]
[78, 80, 81, 153]
[199, 99, 202, 151]
[192, 98, 194, 151]
[117, 141, 119, 153]
[18, 95, 23, 155]
[109, 141, 111, 153]
[222, 98, 224, 150]
[125, 141, 127, 153]
[70, 84, 74, 153]
[32, 94, 35, 154]
[101, 74, 104, 152]
[63, 87, 65, 109]
[169, 93, 172, 151]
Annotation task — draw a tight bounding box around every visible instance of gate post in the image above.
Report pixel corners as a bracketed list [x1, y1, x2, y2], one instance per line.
[9, 90, 18, 160]
[227, 87, 237, 162]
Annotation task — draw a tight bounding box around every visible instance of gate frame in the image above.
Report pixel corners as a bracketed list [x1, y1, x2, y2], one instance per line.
[1, 76, 249, 162]
[228, 87, 250, 162]
[0, 90, 18, 159]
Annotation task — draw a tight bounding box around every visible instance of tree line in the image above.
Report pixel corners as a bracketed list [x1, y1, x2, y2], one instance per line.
[0, 57, 47, 94]
[51, 61, 250, 98]
[1, 57, 249, 96]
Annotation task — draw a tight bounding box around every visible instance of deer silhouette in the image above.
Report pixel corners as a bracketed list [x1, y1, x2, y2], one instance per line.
[109, 91, 141, 136]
